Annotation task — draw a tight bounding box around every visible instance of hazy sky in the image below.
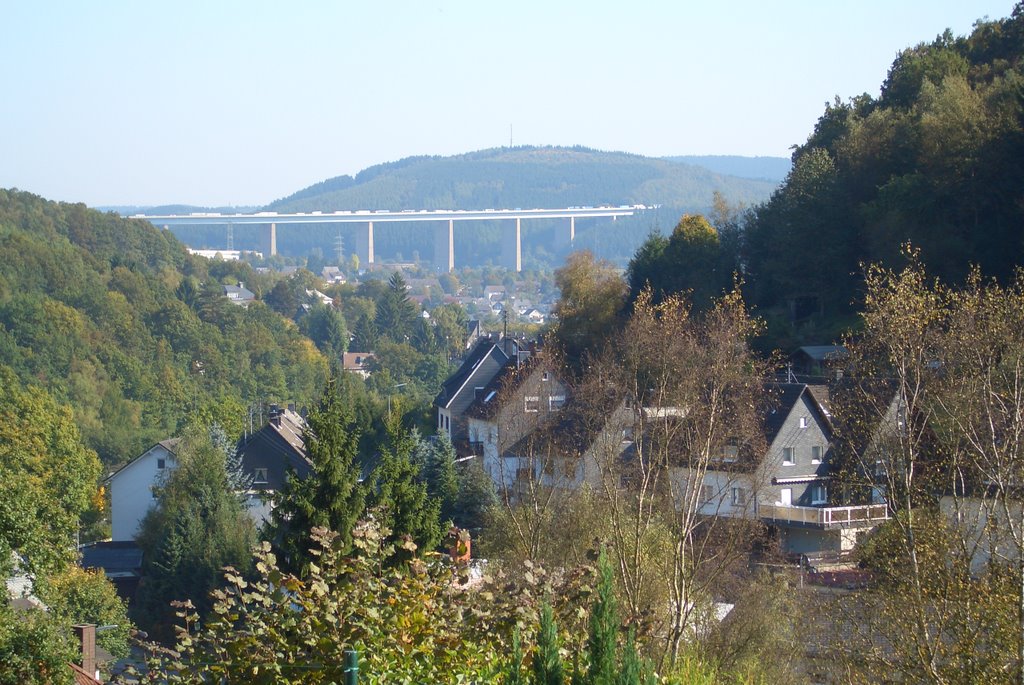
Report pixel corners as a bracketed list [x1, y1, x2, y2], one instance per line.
[1, 1, 1013, 207]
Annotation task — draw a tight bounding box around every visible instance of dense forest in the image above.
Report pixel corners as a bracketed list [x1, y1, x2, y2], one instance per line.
[0, 189, 328, 469]
[154, 147, 781, 270]
[736, 7, 1024, 348]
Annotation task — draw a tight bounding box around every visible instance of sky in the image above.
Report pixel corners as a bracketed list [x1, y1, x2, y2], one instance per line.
[0, 1, 1015, 208]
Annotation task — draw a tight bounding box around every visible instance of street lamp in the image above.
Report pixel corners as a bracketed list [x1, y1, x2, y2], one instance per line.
[388, 383, 407, 417]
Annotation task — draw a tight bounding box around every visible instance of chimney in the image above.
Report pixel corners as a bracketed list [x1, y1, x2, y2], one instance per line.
[73, 624, 97, 680]
[268, 404, 282, 427]
[287, 402, 296, 414]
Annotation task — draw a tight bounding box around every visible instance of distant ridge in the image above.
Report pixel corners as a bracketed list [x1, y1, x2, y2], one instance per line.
[662, 155, 791, 183]
[266, 146, 780, 213]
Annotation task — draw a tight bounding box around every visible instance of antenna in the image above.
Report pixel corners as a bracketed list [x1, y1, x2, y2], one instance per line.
[509, 124, 513, 148]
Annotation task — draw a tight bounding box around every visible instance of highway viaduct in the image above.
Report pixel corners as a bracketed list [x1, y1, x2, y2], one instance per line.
[133, 206, 644, 272]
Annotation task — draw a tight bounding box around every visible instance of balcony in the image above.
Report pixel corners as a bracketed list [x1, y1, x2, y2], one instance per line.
[759, 503, 889, 529]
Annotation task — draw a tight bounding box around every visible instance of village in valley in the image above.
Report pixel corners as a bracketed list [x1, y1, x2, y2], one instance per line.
[3, 2, 1024, 684]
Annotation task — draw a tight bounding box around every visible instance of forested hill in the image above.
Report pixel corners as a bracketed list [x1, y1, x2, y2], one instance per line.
[662, 155, 790, 182]
[266, 147, 779, 213]
[737, 6, 1024, 348]
[0, 189, 327, 468]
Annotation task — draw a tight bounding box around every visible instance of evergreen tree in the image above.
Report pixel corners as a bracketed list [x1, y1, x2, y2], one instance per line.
[265, 375, 365, 572]
[134, 428, 256, 641]
[351, 312, 379, 352]
[507, 626, 525, 685]
[366, 403, 442, 554]
[454, 456, 498, 529]
[375, 272, 416, 343]
[586, 550, 619, 685]
[533, 602, 565, 685]
[418, 432, 460, 525]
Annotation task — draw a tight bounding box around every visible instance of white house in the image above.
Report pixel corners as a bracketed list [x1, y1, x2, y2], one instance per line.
[108, 439, 179, 542]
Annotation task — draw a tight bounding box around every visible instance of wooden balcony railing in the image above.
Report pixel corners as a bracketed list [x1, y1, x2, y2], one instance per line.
[759, 503, 889, 528]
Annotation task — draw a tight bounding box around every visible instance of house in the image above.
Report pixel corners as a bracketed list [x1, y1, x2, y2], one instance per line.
[106, 406, 312, 540]
[321, 266, 347, 284]
[305, 288, 334, 306]
[79, 542, 144, 601]
[434, 335, 524, 445]
[484, 285, 507, 302]
[234, 404, 313, 527]
[342, 352, 375, 378]
[522, 307, 546, 325]
[679, 382, 887, 556]
[789, 345, 848, 381]
[498, 393, 629, 497]
[462, 351, 569, 491]
[465, 320, 483, 349]
[108, 440, 180, 542]
[223, 282, 255, 306]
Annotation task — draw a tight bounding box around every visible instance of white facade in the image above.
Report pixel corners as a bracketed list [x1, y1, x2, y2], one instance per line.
[109, 442, 177, 541]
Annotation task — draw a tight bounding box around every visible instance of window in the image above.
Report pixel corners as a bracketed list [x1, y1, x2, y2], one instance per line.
[549, 395, 566, 411]
[723, 443, 739, 462]
[542, 371, 550, 382]
[731, 487, 747, 506]
[701, 484, 714, 504]
[799, 416, 809, 429]
[254, 468, 269, 484]
[157, 458, 166, 469]
[782, 447, 795, 465]
[811, 446, 822, 464]
[525, 396, 540, 412]
[810, 483, 827, 505]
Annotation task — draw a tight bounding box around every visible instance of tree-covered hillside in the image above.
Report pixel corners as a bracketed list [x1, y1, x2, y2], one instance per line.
[0, 189, 327, 468]
[662, 155, 790, 182]
[737, 6, 1024, 348]
[162, 147, 780, 270]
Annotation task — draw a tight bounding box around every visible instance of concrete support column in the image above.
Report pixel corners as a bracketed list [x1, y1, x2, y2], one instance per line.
[434, 219, 455, 272]
[260, 223, 278, 257]
[502, 217, 522, 272]
[555, 216, 575, 251]
[355, 221, 375, 268]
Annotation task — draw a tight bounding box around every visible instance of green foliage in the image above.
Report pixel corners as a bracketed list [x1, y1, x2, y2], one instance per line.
[0, 365, 100, 576]
[742, 8, 1024, 346]
[299, 302, 348, 361]
[586, 550, 619, 685]
[533, 603, 565, 685]
[366, 407, 442, 554]
[0, 600, 76, 685]
[627, 214, 729, 311]
[414, 432, 460, 525]
[0, 190, 327, 467]
[134, 428, 256, 641]
[374, 272, 417, 343]
[265, 375, 366, 572]
[122, 523, 511, 685]
[552, 251, 628, 370]
[37, 566, 133, 659]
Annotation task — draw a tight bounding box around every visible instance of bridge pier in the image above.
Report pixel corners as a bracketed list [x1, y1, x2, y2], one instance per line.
[355, 221, 375, 269]
[260, 223, 277, 257]
[555, 216, 575, 251]
[434, 219, 454, 272]
[502, 217, 522, 272]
